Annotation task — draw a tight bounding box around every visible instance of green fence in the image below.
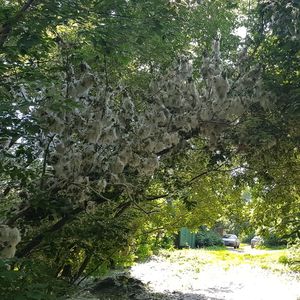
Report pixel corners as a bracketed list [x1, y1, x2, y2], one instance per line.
[179, 227, 196, 248]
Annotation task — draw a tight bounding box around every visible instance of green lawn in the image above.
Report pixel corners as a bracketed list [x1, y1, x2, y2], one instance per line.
[159, 245, 291, 273]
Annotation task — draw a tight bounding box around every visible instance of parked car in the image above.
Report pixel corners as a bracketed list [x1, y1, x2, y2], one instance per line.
[222, 234, 240, 249]
[251, 236, 264, 248]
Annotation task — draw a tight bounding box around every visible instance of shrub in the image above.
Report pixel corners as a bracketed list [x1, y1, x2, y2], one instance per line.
[195, 229, 223, 247]
[287, 239, 300, 272]
[135, 234, 175, 261]
[136, 243, 153, 261]
[263, 233, 287, 247]
[240, 232, 255, 244]
[0, 258, 70, 300]
[278, 255, 289, 264]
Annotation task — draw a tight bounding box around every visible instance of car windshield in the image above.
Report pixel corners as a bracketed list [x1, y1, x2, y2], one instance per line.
[223, 234, 236, 239]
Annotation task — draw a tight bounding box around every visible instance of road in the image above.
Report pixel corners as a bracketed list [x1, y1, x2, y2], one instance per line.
[229, 245, 282, 255]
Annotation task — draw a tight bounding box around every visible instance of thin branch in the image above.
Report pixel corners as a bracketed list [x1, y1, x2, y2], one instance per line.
[114, 201, 132, 218]
[2, 186, 11, 197]
[189, 162, 226, 183]
[132, 203, 159, 215]
[69, 182, 115, 204]
[71, 254, 92, 284]
[75, 249, 119, 286]
[145, 193, 168, 201]
[139, 215, 189, 236]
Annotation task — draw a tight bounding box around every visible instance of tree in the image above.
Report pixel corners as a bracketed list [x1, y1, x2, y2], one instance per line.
[0, 0, 298, 297]
[230, 0, 300, 240]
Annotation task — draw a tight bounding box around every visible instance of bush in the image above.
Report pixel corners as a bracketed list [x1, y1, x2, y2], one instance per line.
[195, 229, 223, 247]
[135, 233, 174, 261]
[135, 243, 153, 261]
[263, 233, 287, 247]
[240, 232, 255, 244]
[287, 240, 300, 272]
[278, 255, 289, 264]
[0, 258, 70, 300]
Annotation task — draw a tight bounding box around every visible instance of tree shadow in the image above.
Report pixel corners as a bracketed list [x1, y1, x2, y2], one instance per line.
[92, 289, 223, 300]
[90, 276, 227, 300]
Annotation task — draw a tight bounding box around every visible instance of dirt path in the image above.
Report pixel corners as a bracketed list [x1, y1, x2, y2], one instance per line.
[130, 250, 300, 300]
[229, 245, 283, 255]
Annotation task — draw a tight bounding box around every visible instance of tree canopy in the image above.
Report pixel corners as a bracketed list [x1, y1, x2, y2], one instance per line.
[0, 0, 299, 298]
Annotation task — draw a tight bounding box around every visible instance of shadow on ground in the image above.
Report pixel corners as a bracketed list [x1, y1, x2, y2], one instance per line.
[89, 274, 222, 300]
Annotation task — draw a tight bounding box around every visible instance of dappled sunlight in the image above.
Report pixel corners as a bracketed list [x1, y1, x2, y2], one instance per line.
[131, 248, 300, 300]
[1, 0, 299, 298]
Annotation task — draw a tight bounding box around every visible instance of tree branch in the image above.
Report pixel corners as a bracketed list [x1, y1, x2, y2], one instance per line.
[17, 207, 83, 258]
[145, 193, 168, 201]
[16, 186, 125, 257]
[71, 254, 92, 284]
[189, 162, 226, 183]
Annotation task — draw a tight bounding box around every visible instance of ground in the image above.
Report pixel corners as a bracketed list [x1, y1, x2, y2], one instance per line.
[72, 245, 300, 300]
[129, 246, 300, 300]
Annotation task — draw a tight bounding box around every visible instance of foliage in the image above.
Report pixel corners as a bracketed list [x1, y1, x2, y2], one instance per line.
[195, 227, 223, 247]
[212, 0, 300, 244]
[135, 232, 175, 262]
[0, 258, 69, 300]
[263, 233, 287, 247]
[0, 0, 299, 294]
[287, 239, 300, 272]
[239, 231, 255, 244]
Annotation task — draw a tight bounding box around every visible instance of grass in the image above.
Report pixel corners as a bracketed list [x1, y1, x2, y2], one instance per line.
[159, 245, 291, 274]
[256, 245, 287, 250]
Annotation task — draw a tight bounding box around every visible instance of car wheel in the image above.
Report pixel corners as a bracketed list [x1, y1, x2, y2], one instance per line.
[251, 244, 254, 249]
[237, 245, 240, 249]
